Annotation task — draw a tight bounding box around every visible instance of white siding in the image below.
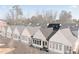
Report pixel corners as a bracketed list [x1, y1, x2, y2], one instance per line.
[49, 41, 64, 54]
[22, 28, 31, 37]
[20, 35, 31, 45]
[1, 27, 6, 37]
[7, 32, 12, 38]
[49, 29, 73, 54]
[13, 28, 20, 40]
[21, 28, 31, 45]
[7, 26, 12, 38]
[32, 39, 43, 48]
[32, 30, 47, 48]
[33, 30, 46, 41]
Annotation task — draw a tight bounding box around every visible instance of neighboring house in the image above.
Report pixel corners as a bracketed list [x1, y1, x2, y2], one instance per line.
[32, 28, 53, 49]
[0, 20, 7, 36]
[49, 28, 77, 54]
[17, 26, 25, 41]
[0, 20, 7, 27]
[73, 29, 79, 53]
[0, 26, 3, 35]
[12, 26, 20, 40]
[0, 26, 7, 37]
[60, 24, 79, 37]
[21, 26, 40, 45]
[6, 26, 12, 38]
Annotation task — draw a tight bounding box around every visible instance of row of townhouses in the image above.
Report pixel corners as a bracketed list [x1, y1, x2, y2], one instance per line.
[0, 21, 79, 54]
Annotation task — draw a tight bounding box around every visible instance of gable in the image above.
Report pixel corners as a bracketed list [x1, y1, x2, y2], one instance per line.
[33, 30, 46, 41]
[22, 26, 40, 37]
[13, 27, 20, 35]
[7, 26, 12, 33]
[22, 28, 31, 37]
[40, 28, 53, 38]
[50, 30, 72, 46]
[17, 26, 25, 34]
[61, 28, 77, 46]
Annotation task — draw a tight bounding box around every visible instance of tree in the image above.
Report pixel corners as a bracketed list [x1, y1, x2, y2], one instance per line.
[59, 10, 72, 23]
[12, 5, 23, 20]
[42, 10, 57, 23]
[6, 5, 23, 25]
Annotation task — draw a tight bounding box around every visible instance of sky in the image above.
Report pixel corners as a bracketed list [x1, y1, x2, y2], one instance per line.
[0, 5, 79, 20]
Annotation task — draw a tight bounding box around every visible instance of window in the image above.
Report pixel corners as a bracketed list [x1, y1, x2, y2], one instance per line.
[50, 42, 55, 49]
[43, 41, 47, 46]
[33, 38, 41, 45]
[37, 40, 39, 44]
[56, 43, 58, 50]
[39, 41, 41, 45]
[33, 39, 35, 43]
[64, 45, 70, 53]
[33, 39, 35, 44]
[21, 36, 25, 40]
[67, 46, 69, 51]
[36, 40, 41, 45]
[7, 32, 11, 37]
[35, 40, 36, 44]
[45, 42, 47, 45]
[13, 34, 19, 39]
[18, 36, 20, 39]
[59, 44, 62, 51]
[64, 46, 69, 51]
[33, 39, 37, 44]
[69, 47, 72, 53]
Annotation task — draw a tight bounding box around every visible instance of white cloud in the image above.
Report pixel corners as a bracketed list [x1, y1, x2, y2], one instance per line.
[71, 5, 78, 8]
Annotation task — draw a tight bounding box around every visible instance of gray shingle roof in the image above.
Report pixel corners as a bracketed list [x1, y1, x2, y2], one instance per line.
[60, 24, 79, 31]
[26, 26, 40, 36]
[9, 25, 16, 31]
[16, 25, 25, 34]
[60, 28, 77, 46]
[60, 24, 79, 37]
[40, 28, 53, 40]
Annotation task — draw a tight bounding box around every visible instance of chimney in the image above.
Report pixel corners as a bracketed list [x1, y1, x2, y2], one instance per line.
[47, 23, 61, 31]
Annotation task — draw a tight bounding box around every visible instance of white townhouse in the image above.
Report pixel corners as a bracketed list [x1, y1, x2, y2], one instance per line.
[21, 26, 40, 45]
[48, 28, 77, 54]
[17, 26, 25, 41]
[32, 28, 53, 49]
[0, 20, 7, 36]
[0, 26, 7, 37]
[12, 26, 20, 40]
[6, 26, 13, 38]
[73, 28, 79, 53]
